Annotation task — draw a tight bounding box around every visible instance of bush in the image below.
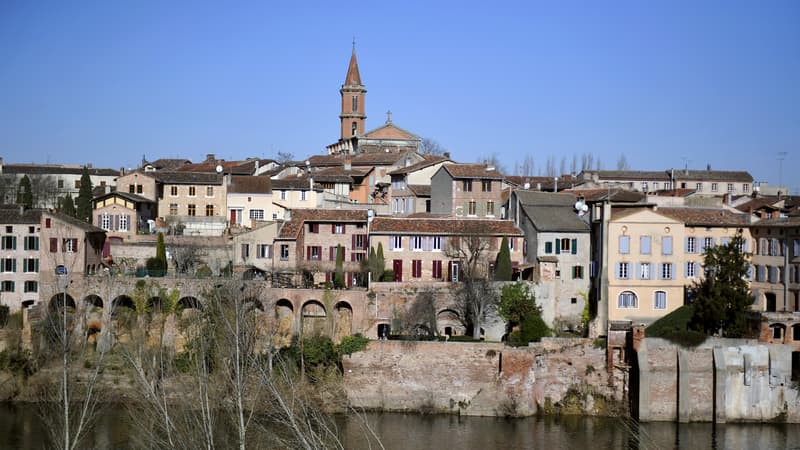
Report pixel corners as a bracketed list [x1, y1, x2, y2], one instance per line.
[302, 335, 337, 367]
[146, 257, 166, 277]
[647, 305, 708, 348]
[507, 311, 552, 346]
[338, 334, 369, 355]
[0, 305, 8, 328]
[380, 270, 395, 282]
[195, 264, 212, 278]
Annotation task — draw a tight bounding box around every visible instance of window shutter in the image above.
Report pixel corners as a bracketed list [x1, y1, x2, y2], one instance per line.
[306, 246, 311, 260]
[619, 236, 629, 254]
[614, 263, 620, 279]
[127, 215, 131, 231]
[12, 259, 16, 273]
[113, 215, 119, 230]
[341, 248, 346, 261]
[571, 239, 577, 254]
[12, 236, 16, 249]
[743, 239, 749, 253]
[342, 224, 346, 234]
[721, 237, 729, 246]
[662, 236, 673, 255]
[50, 238, 57, 253]
[23, 238, 28, 251]
[352, 235, 356, 250]
[752, 289, 760, 305]
[641, 236, 651, 254]
[545, 242, 552, 254]
[555, 240, 561, 254]
[684, 237, 690, 253]
[329, 247, 335, 261]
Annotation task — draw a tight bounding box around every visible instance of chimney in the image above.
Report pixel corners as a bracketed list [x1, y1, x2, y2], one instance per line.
[119, 167, 125, 177]
[87, 163, 93, 169]
[206, 153, 215, 162]
[344, 158, 352, 171]
[254, 160, 259, 172]
[443, 151, 450, 159]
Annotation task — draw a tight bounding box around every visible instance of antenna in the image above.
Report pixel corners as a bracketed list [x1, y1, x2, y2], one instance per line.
[778, 152, 787, 190]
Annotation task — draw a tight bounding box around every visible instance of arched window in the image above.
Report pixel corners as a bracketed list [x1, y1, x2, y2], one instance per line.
[352, 95, 358, 112]
[618, 291, 637, 309]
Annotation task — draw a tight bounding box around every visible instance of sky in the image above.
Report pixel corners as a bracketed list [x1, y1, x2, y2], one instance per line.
[1, 1, 798, 193]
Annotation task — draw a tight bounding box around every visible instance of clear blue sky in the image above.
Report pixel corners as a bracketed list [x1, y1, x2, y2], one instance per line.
[1, 1, 798, 193]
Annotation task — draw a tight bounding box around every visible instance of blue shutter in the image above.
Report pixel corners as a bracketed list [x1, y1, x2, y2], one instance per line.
[545, 242, 552, 254]
[685, 237, 690, 253]
[615, 263, 620, 279]
[619, 236, 630, 254]
[571, 239, 577, 254]
[743, 239, 749, 253]
[753, 289, 760, 305]
[555, 240, 561, 254]
[97, 214, 102, 227]
[662, 236, 673, 255]
[641, 236, 651, 254]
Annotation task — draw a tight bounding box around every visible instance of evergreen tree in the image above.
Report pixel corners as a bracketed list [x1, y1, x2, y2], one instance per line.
[61, 193, 76, 217]
[76, 166, 93, 222]
[334, 245, 345, 288]
[376, 242, 385, 275]
[16, 175, 33, 208]
[689, 232, 751, 337]
[495, 236, 512, 281]
[156, 232, 167, 268]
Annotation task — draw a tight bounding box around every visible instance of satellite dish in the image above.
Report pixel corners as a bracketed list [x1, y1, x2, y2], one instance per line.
[216, 165, 223, 173]
[523, 182, 531, 189]
[574, 201, 583, 210]
[582, 204, 589, 212]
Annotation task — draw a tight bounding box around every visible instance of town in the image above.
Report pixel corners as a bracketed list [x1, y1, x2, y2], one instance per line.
[2, 46, 800, 447]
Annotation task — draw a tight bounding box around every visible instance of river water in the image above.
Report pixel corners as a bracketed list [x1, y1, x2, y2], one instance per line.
[2, 403, 800, 449]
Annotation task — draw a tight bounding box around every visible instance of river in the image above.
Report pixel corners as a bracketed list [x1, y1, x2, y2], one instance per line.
[2, 403, 800, 449]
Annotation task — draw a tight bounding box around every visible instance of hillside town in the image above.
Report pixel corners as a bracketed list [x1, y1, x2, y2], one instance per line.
[2, 47, 800, 438]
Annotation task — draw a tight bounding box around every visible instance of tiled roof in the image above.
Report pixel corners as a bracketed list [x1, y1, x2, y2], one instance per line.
[735, 197, 782, 213]
[671, 169, 753, 182]
[387, 156, 448, 175]
[521, 205, 590, 232]
[93, 191, 154, 204]
[752, 216, 800, 227]
[271, 177, 315, 190]
[47, 211, 106, 233]
[0, 206, 43, 224]
[361, 122, 421, 141]
[178, 160, 255, 174]
[441, 163, 504, 179]
[407, 185, 431, 197]
[148, 158, 192, 170]
[648, 188, 697, 197]
[370, 217, 522, 236]
[154, 171, 223, 185]
[229, 176, 271, 194]
[514, 191, 576, 207]
[344, 48, 362, 85]
[2, 164, 119, 177]
[276, 209, 369, 239]
[505, 175, 579, 190]
[585, 170, 671, 181]
[567, 188, 646, 203]
[656, 207, 752, 227]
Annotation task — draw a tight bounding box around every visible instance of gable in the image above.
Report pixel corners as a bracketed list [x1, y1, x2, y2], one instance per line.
[362, 123, 420, 140]
[610, 208, 681, 225]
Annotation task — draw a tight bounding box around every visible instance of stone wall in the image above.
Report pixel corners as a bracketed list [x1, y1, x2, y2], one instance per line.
[342, 338, 625, 417]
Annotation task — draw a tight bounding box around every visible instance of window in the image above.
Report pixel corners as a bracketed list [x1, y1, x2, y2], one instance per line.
[686, 237, 696, 254]
[101, 214, 112, 230]
[727, 183, 734, 193]
[1, 236, 16, 250]
[137, 185, 143, 194]
[170, 186, 178, 196]
[351, 121, 357, 136]
[249, 209, 264, 221]
[28, 226, 34, 233]
[795, 239, 800, 258]
[206, 186, 214, 197]
[743, 184, 750, 193]
[205, 205, 214, 216]
[653, 182, 659, 190]
[640, 236, 651, 254]
[572, 265, 584, 279]
[333, 224, 345, 234]
[241, 244, 250, 259]
[412, 260, 422, 278]
[412, 236, 424, 251]
[545, 242, 553, 254]
[129, 184, 136, 194]
[619, 236, 630, 254]
[49, 238, 57, 252]
[23, 258, 38, 273]
[487, 201, 495, 216]
[353, 234, 366, 250]
[468, 201, 477, 216]
[695, 182, 703, 192]
[2, 258, 15, 272]
[462, 180, 473, 192]
[272, 212, 278, 220]
[770, 239, 780, 256]
[280, 190, 287, 200]
[352, 95, 357, 112]
[119, 215, 128, 231]
[703, 237, 713, 252]
[24, 236, 38, 251]
[189, 186, 196, 197]
[654, 291, 667, 310]
[560, 238, 572, 253]
[308, 246, 322, 261]
[280, 245, 289, 261]
[63, 238, 77, 253]
[300, 191, 307, 201]
[169, 204, 178, 215]
[659, 263, 673, 280]
[481, 180, 492, 192]
[391, 236, 403, 250]
[639, 263, 651, 280]
[432, 260, 443, 279]
[188, 204, 196, 216]
[308, 223, 319, 233]
[24, 280, 37, 293]
[618, 291, 637, 308]
[686, 261, 697, 278]
[431, 236, 442, 251]
[617, 262, 630, 279]
[0, 281, 14, 292]
[256, 244, 272, 259]
[664, 181, 672, 190]
[662, 236, 673, 255]
[711, 183, 718, 192]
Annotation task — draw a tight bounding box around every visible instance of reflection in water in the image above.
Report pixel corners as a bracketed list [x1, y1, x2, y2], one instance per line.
[2, 403, 800, 449]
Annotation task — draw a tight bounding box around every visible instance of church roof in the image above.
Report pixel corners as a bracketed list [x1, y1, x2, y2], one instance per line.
[344, 48, 362, 86]
[361, 121, 421, 141]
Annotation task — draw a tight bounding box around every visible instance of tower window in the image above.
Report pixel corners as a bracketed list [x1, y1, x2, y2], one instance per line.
[352, 96, 357, 112]
[351, 121, 357, 136]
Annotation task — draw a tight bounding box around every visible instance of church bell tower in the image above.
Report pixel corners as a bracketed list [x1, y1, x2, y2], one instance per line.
[339, 44, 367, 140]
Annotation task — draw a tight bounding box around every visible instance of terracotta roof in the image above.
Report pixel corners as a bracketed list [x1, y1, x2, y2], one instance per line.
[344, 47, 362, 86]
[361, 122, 421, 141]
[752, 216, 800, 227]
[441, 163, 504, 180]
[229, 176, 271, 194]
[370, 217, 522, 236]
[648, 188, 697, 197]
[407, 185, 431, 196]
[584, 170, 671, 181]
[735, 197, 782, 213]
[670, 169, 753, 182]
[276, 209, 369, 239]
[46, 211, 106, 233]
[178, 160, 255, 175]
[154, 171, 223, 185]
[0, 206, 43, 224]
[505, 175, 579, 190]
[93, 191, 154, 204]
[387, 156, 448, 175]
[656, 207, 752, 227]
[514, 191, 576, 207]
[271, 177, 315, 190]
[2, 164, 118, 177]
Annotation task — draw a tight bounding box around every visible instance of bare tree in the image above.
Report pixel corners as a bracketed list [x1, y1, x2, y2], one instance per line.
[171, 245, 201, 276]
[616, 154, 630, 170]
[454, 279, 498, 339]
[29, 174, 60, 208]
[478, 153, 506, 175]
[0, 173, 16, 204]
[559, 157, 567, 177]
[276, 151, 295, 164]
[581, 153, 594, 171]
[419, 137, 446, 156]
[403, 290, 439, 338]
[570, 155, 578, 175]
[545, 156, 556, 177]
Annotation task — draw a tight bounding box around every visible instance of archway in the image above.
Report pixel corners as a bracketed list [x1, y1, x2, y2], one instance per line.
[274, 299, 294, 347]
[333, 301, 353, 342]
[178, 296, 201, 310]
[83, 295, 103, 309]
[301, 300, 327, 336]
[377, 323, 390, 340]
[49, 293, 76, 310]
[437, 309, 463, 337]
[112, 295, 135, 312]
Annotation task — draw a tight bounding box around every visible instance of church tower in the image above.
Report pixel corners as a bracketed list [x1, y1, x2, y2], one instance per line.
[339, 45, 367, 140]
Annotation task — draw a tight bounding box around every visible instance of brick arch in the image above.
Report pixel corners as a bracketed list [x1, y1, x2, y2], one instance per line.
[333, 301, 353, 341]
[49, 293, 76, 310]
[178, 296, 202, 310]
[83, 294, 104, 309]
[112, 295, 135, 311]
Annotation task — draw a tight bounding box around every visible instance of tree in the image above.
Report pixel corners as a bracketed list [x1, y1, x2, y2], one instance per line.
[376, 242, 386, 280]
[494, 237, 512, 281]
[689, 232, 752, 337]
[419, 137, 446, 156]
[545, 156, 556, 177]
[455, 279, 498, 339]
[616, 154, 630, 170]
[61, 194, 76, 217]
[29, 174, 59, 208]
[479, 153, 506, 175]
[498, 283, 550, 344]
[275, 151, 294, 163]
[76, 167, 93, 222]
[516, 154, 535, 177]
[17, 175, 33, 207]
[404, 289, 438, 338]
[156, 232, 167, 268]
[334, 245, 345, 288]
[446, 234, 491, 281]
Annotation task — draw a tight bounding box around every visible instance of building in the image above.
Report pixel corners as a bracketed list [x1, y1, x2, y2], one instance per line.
[92, 191, 157, 242]
[430, 163, 504, 218]
[750, 216, 800, 313]
[368, 216, 523, 283]
[388, 156, 450, 215]
[0, 159, 119, 208]
[226, 175, 274, 228]
[577, 168, 753, 197]
[232, 221, 280, 278]
[270, 177, 323, 221]
[0, 206, 43, 311]
[155, 172, 226, 236]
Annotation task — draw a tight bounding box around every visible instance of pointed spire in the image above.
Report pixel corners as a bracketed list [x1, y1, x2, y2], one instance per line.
[344, 43, 362, 86]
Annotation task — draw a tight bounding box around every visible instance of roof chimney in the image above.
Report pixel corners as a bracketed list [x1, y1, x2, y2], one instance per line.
[206, 153, 215, 162]
[344, 158, 352, 171]
[443, 151, 450, 159]
[706, 163, 711, 171]
[119, 167, 125, 177]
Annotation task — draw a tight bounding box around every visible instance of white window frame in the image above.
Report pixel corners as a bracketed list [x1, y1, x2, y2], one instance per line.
[431, 236, 442, 251]
[391, 236, 403, 251]
[280, 245, 289, 261]
[280, 190, 287, 200]
[188, 186, 197, 197]
[249, 209, 264, 221]
[618, 262, 630, 279]
[101, 214, 112, 231]
[300, 191, 307, 201]
[119, 215, 128, 232]
[618, 291, 638, 309]
[654, 291, 667, 310]
[639, 263, 650, 280]
[411, 236, 424, 251]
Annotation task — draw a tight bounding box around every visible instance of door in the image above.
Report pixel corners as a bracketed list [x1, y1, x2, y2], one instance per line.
[393, 259, 403, 282]
[451, 262, 460, 282]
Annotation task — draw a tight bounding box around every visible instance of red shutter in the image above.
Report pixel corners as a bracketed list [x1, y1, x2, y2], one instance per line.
[329, 246, 335, 261]
[342, 224, 346, 234]
[341, 248, 346, 261]
[306, 246, 311, 260]
[331, 224, 336, 233]
[447, 261, 452, 281]
[352, 234, 356, 250]
[50, 238, 57, 253]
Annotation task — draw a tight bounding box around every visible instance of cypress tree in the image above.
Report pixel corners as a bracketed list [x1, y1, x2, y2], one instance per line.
[495, 237, 512, 281]
[61, 194, 76, 217]
[156, 232, 167, 268]
[76, 166, 93, 222]
[376, 242, 385, 275]
[334, 244, 345, 288]
[17, 175, 33, 208]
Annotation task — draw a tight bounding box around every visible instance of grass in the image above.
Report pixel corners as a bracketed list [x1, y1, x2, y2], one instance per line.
[645, 305, 708, 347]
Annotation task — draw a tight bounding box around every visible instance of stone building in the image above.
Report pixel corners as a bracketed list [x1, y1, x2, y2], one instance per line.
[0, 206, 43, 311]
[155, 172, 226, 236]
[388, 156, 450, 215]
[430, 163, 505, 218]
[92, 191, 157, 242]
[0, 160, 119, 208]
[750, 216, 800, 313]
[226, 175, 274, 228]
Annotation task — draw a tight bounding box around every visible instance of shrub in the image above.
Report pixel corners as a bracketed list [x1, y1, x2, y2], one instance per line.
[0, 305, 8, 328]
[195, 264, 212, 278]
[380, 270, 395, 282]
[338, 334, 369, 356]
[146, 257, 166, 277]
[302, 335, 337, 367]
